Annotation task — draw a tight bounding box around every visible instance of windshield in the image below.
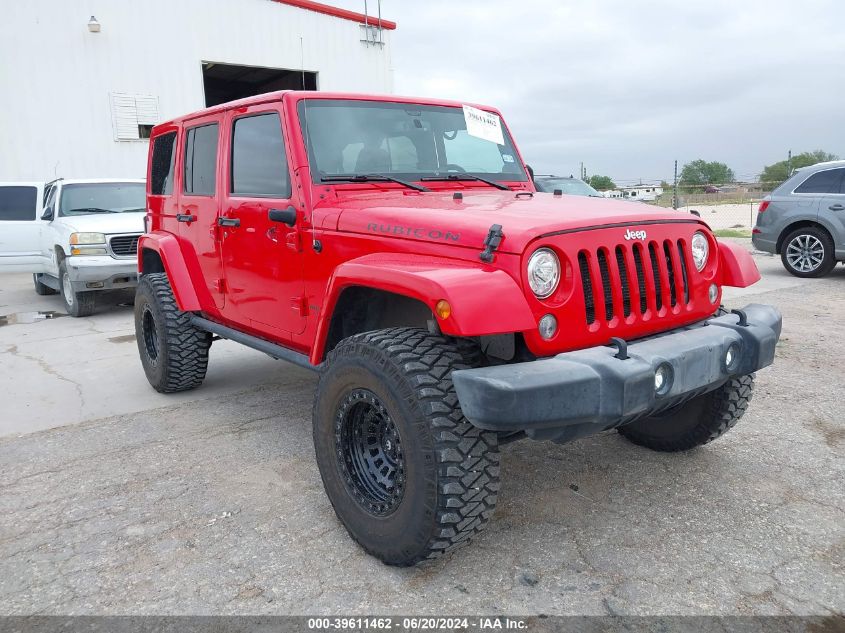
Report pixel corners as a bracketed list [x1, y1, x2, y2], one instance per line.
[298, 99, 527, 183]
[534, 177, 601, 197]
[59, 183, 146, 216]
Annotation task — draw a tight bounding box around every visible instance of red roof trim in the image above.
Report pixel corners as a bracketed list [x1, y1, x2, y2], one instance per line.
[271, 0, 397, 30]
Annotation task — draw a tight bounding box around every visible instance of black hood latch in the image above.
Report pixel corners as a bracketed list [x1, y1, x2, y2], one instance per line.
[480, 224, 504, 263]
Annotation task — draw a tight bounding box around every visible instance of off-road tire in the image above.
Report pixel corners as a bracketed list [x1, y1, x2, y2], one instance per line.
[134, 273, 211, 393]
[59, 260, 96, 317]
[313, 327, 500, 566]
[33, 274, 57, 296]
[780, 226, 836, 278]
[618, 374, 755, 452]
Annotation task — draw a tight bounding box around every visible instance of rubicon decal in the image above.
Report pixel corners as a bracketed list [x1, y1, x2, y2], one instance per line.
[367, 223, 460, 242]
[624, 229, 647, 240]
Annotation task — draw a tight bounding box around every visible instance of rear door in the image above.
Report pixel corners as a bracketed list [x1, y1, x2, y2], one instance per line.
[814, 168, 845, 251]
[219, 105, 306, 334]
[795, 167, 845, 250]
[179, 117, 225, 310]
[0, 182, 46, 272]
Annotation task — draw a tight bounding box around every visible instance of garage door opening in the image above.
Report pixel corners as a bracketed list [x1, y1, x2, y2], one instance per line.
[202, 62, 317, 107]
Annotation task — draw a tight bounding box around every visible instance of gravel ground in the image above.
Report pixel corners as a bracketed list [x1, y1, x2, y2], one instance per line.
[0, 251, 843, 616]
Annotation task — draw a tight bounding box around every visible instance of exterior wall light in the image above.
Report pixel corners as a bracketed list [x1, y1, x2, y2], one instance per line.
[87, 16, 101, 33]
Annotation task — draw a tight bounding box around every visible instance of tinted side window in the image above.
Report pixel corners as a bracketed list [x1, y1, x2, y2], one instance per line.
[183, 123, 219, 196]
[231, 113, 290, 197]
[794, 168, 845, 194]
[0, 186, 37, 221]
[151, 132, 177, 195]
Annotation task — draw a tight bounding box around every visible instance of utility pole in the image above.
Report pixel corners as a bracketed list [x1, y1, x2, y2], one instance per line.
[580, 162, 584, 181]
[672, 160, 678, 210]
[786, 149, 792, 179]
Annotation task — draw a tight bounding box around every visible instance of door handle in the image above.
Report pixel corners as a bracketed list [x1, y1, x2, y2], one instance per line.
[829, 204, 845, 211]
[176, 214, 197, 223]
[217, 217, 240, 227]
[268, 206, 297, 227]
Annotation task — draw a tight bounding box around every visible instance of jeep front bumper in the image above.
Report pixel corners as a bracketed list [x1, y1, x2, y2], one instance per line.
[65, 256, 138, 291]
[452, 303, 782, 444]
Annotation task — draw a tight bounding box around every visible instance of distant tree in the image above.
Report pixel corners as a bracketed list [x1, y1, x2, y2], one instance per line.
[760, 150, 839, 188]
[586, 175, 616, 191]
[679, 160, 735, 191]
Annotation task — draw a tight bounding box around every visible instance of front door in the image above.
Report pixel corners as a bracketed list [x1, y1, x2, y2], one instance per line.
[178, 117, 226, 310]
[0, 183, 45, 273]
[219, 106, 306, 334]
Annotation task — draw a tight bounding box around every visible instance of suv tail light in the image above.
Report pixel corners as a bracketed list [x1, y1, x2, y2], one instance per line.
[758, 200, 770, 213]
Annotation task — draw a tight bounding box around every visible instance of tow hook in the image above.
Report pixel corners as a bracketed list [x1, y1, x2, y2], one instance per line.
[609, 337, 629, 360]
[480, 224, 504, 263]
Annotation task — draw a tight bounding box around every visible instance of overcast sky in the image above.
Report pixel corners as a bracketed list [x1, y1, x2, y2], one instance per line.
[331, 0, 844, 185]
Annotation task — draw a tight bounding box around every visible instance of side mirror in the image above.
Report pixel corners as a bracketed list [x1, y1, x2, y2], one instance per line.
[41, 207, 54, 221]
[268, 206, 297, 227]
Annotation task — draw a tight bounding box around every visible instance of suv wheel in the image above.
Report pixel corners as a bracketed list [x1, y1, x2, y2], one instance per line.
[618, 374, 754, 452]
[59, 260, 96, 317]
[313, 328, 499, 566]
[134, 273, 212, 393]
[33, 274, 57, 296]
[781, 226, 836, 278]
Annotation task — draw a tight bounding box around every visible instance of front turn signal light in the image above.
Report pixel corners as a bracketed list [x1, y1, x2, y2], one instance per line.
[71, 247, 108, 256]
[435, 300, 451, 319]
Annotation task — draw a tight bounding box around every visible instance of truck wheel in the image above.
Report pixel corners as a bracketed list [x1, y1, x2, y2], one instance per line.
[313, 327, 500, 566]
[618, 374, 755, 452]
[33, 274, 57, 296]
[134, 273, 211, 393]
[59, 261, 96, 317]
[780, 226, 836, 278]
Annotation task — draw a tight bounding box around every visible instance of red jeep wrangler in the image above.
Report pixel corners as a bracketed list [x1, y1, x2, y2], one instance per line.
[135, 91, 781, 566]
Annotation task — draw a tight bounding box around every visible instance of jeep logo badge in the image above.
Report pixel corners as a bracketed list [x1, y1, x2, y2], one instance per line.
[624, 229, 647, 240]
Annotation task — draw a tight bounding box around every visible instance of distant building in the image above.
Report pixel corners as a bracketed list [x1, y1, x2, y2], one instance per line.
[0, 0, 396, 180]
[603, 184, 664, 201]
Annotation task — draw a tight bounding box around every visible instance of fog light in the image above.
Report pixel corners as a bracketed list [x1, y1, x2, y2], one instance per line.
[725, 343, 740, 371]
[538, 314, 557, 340]
[654, 363, 673, 396]
[708, 283, 719, 304]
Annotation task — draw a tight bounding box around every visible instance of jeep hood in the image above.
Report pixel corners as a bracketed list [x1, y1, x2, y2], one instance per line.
[331, 190, 706, 253]
[58, 212, 145, 235]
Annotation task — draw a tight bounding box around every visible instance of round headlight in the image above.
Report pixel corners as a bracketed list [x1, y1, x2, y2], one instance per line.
[527, 248, 561, 299]
[691, 231, 709, 271]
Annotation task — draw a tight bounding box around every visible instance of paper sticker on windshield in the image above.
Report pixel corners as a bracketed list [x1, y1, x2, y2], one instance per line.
[463, 105, 505, 146]
[502, 154, 514, 163]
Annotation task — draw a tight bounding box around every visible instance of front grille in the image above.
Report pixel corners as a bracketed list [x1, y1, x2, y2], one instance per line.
[109, 234, 140, 257]
[578, 239, 691, 325]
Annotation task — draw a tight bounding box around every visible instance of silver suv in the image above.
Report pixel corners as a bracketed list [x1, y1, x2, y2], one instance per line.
[752, 160, 845, 277]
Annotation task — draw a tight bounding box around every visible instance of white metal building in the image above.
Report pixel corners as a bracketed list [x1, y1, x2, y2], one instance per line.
[603, 185, 664, 201]
[0, 0, 396, 181]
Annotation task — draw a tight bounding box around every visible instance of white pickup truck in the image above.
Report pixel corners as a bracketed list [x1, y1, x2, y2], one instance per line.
[0, 178, 145, 316]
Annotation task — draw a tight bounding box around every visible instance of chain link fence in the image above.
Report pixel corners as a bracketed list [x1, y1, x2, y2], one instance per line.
[642, 182, 781, 237]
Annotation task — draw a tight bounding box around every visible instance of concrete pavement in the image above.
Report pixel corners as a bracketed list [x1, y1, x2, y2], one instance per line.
[0, 245, 843, 615]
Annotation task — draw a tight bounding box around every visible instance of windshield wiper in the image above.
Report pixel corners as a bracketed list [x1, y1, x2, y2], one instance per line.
[421, 174, 510, 191]
[64, 207, 119, 214]
[321, 174, 430, 193]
